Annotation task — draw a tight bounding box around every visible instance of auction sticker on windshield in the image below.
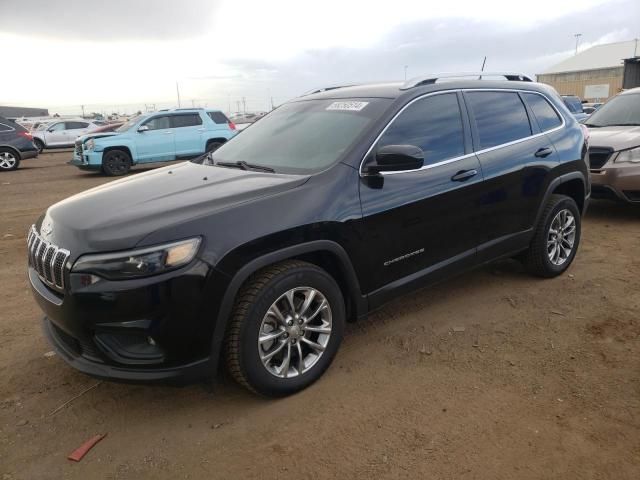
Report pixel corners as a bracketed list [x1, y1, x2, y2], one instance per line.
[326, 101, 369, 111]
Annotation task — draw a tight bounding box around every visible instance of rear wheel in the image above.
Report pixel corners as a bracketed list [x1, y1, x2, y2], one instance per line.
[102, 149, 132, 176]
[206, 140, 224, 153]
[522, 194, 581, 277]
[34, 138, 45, 153]
[224, 260, 345, 396]
[0, 149, 19, 171]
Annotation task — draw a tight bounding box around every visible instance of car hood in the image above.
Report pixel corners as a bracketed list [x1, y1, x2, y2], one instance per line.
[41, 161, 309, 255]
[588, 125, 640, 151]
[76, 132, 120, 143]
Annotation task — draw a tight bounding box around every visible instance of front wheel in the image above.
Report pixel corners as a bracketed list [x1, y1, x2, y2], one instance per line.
[224, 260, 345, 397]
[101, 149, 132, 176]
[522, 194, 581, 278]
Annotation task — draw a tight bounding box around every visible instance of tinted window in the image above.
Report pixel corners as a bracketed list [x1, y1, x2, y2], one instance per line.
[143, 116, 171, 130]
[377, 93, 465, 165]
[0, 123, 14, 132]
[523, 93, 562, 131]
[171, 114, 202, 128]
[208, 111, 230, 124]
[65, 121, 89, 129]
[466, 92, 532, 150]
[563, 96, 583, 113]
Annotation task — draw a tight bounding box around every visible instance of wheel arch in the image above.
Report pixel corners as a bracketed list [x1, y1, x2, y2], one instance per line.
[206, 137, 228, 148]
[102, 145, 133, 162]
[534, 172, 587, 228]
[0, 144, 22, 160]
[207, 240, 366, 376]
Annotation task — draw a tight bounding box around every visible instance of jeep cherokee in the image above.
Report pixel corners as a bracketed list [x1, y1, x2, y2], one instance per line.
[28, 72, 590, 396]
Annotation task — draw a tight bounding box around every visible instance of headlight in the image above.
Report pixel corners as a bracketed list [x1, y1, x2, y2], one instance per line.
[85, 139, 95, 151]
[72, 238, 201, 280]
[615, 146, 640, 163]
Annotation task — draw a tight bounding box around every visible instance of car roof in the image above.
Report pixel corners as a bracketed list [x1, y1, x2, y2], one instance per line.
[298, 79, 556, 102]
[619, 87, 640, 96]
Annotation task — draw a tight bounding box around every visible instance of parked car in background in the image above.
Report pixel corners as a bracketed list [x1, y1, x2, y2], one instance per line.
[71, 108, 236, 175]
[561, 95, 589, 122]
[0, 115, 38, 171]
[229, 112, 266, 124]
[584, 87, 640, 203]
[29, 73, 589, 396]
[32, 119, 99, 153]
[86, 122, 124, 134]
[582, 102, 603, 115]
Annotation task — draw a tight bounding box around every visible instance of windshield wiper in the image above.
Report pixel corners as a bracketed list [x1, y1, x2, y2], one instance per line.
[216, 160, 275, 173]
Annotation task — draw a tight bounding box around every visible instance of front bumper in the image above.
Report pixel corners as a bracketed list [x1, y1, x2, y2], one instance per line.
[70, 149, 103, 169]
[590, 162, 640, 203]
[29, 257, 225, 383]
[20, 149, 38, 160]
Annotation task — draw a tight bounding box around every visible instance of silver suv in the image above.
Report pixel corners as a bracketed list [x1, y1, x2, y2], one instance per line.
[32, 119, 98, 152]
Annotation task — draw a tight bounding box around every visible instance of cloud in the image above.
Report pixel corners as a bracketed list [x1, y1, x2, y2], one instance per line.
[0, 0, 219, 40]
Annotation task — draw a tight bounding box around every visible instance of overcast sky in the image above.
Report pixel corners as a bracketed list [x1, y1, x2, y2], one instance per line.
[1, 0, 638, 114]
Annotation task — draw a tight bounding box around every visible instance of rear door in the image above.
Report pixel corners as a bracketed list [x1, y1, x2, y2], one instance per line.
[358, 92, 484, 304]
[135, 115, 175, 162]
[171, 113, 205, 157]
[464, 90, 559, 260]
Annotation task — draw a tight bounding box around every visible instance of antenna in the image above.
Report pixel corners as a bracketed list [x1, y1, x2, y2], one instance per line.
[479, 56, 487, 80]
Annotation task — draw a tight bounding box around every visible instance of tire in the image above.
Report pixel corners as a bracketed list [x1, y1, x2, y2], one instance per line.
[206, 141, 224, 153]
[522, 194, 581, 278]
[101, 149, 132, 176]
[224, 260, 345, 397]
[0, 148, 20, 171]
[34, 138, 45, 153]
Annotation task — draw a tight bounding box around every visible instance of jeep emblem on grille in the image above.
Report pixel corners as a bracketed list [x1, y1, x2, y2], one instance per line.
[41, 221, 53, 236]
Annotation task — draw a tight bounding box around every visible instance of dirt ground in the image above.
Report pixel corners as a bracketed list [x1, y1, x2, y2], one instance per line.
[1, 151, 639, 479]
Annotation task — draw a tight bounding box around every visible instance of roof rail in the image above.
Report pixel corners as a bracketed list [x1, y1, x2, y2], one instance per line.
[400, 72, 534, 90]
[300, 84, 356, 97]
[174, 107, 206, 111]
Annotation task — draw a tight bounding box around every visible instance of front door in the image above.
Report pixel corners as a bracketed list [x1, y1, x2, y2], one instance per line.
[357, 92, 484, 306]
[44, 122, 67, 146]
[135, 115, 175, 162]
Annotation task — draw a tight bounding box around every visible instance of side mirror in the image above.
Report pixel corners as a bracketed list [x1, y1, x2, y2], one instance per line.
[137, 125, 149, 132]
[364, 145, 424, 174]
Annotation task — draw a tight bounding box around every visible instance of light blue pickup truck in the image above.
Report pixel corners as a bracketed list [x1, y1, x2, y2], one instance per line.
[71, 108, 237, 175]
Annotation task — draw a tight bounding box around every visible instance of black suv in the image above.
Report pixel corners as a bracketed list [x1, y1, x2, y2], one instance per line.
[0, 116, 38, 171]
[28, 73, 589, 396]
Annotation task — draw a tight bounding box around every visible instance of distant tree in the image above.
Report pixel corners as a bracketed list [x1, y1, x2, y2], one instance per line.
[53, 113, 60, 117]
[136, 110, 142, 116]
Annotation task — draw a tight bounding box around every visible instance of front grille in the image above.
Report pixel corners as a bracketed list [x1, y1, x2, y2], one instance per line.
[588, 147, 613, 170]
[27, 225, 70, 291]
[74, 140, 83, 157]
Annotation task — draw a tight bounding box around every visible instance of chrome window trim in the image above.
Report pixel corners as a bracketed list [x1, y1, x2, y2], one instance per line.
[0, 122, 16, 132]
[359, 88, 566, 177]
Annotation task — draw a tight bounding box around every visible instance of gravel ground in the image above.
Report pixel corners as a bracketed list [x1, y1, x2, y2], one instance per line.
[1, 151, 639, 479]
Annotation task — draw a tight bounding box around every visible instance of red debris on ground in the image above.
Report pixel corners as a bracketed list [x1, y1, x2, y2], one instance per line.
[67, 434, 107, 462]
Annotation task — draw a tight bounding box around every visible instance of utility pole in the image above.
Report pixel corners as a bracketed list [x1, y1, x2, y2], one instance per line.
[404, 65, 408, 81]
[236, 100, 241, 113]
[574, 33, 582, 55]
[176, 81, 181, 107]
[81, 104, 85, 118]
[479, 56, 487, 80]
[242, 96, 246, 113]
[191, 99, 195, 108]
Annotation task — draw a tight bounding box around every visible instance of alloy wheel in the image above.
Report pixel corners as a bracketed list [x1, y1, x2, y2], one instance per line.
[258, 287, 332, 379]
[0, 151, 17, 170]
[547, 208, 576, 266]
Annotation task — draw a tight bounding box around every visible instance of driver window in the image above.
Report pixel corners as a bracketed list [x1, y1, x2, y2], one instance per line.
[377, 93, 465, 166]
[143, 116, 171, 131]
[49, 122, 66, 132]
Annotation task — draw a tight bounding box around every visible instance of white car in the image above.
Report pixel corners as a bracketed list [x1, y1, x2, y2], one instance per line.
[32, 119, 98, 152]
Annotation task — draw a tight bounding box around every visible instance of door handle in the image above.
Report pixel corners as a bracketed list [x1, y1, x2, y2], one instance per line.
[534, 147, 553, 158]
[451, 169, 478, 182]
[197, 128, 206, 132]
[164, 131, 173, 135]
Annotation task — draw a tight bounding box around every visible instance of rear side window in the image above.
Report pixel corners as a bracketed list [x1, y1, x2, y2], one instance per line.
[143, 116, 171, 130]
[563, 97, 583, 113]
[523, 93, 562, 132]
[208, 111, 230, 124]
[171, 114, 202, 128]
[466, 92, 532, 150]
[0, 123, 14, 132]
[377, 93, 465, 165]
[65, 121, 89, 129]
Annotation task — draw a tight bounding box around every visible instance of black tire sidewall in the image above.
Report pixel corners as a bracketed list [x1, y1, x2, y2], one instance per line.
[34, 139, 44, 153]
[102, 150, 131, 176]
[238, 267, 345, 396]
[539, 197, 581, 275]
[206, 141, 223, 153]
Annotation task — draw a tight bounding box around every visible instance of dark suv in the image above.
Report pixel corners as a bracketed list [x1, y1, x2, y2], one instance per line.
[28, 73, 589, 396]
[0, 116, 38, 171]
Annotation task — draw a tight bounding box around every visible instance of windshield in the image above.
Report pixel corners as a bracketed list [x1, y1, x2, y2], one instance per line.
[115, 115, 142, 132]
[208, 98, 391, 174]
[585, 93, 640, 127]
